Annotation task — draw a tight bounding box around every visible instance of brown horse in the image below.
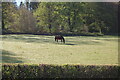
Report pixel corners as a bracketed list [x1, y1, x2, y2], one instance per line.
[55, 35, 65, 43]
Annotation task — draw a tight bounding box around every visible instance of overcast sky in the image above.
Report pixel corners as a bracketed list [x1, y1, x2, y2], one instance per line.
[16, 0, 25, 6]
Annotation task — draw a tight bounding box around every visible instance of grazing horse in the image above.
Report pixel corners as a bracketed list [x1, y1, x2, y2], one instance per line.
[55, 35, 65, 43]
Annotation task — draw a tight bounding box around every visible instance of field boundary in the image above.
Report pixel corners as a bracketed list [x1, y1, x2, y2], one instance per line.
[2, 64, 120, 78]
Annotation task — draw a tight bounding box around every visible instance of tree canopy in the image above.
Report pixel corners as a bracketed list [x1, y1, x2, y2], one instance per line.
[2, 2, 119, 35]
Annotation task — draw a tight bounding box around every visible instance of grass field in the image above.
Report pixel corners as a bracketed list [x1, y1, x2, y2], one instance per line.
[0, 34, 119, 65]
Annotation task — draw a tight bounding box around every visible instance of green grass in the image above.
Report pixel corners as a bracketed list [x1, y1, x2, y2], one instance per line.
[0, 34, 119, 65]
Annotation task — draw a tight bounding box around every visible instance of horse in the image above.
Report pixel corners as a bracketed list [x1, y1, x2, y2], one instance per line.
[55, 35, 65, 43]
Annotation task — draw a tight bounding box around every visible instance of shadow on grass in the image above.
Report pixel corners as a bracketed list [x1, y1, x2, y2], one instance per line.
[2, 35, 103, 45]
[78, 41, 101, 45]
[103, 39, 118, 42]
[65, 43, 77, 45]
[65, 40, 102, 45]
[2, 35, 54, 44]
[0, 50, 23, 63]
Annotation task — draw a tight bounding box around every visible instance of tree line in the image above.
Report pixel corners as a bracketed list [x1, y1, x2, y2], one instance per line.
[2, 2, 119, 35]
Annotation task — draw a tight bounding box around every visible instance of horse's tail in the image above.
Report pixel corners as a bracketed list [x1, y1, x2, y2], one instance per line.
[63, 37, 65, 43]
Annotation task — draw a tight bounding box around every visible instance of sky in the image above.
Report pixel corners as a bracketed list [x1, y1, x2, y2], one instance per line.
[16, 0, 25, 6]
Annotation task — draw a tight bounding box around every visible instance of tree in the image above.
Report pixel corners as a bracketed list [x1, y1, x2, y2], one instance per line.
[2, 2, 18, 33]
[34, 2, 60, 33]
[0, 2, 1, 18]
[61, 2, 83, 32]
[2, 2, 118, 35]
[30, 2, 39, 11]
[88, 2, 118, 34]
[17, 4, 36, 33]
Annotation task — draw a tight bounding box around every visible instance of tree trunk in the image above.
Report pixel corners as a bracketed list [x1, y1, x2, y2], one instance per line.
[68, 17, 72, 32]
[49, 24, 51, 33]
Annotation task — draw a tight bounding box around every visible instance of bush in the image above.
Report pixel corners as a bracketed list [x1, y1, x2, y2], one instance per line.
[2, 64, 119, 79]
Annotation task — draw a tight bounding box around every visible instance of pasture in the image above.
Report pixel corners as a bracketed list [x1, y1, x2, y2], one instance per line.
[0, 34, 118, 65]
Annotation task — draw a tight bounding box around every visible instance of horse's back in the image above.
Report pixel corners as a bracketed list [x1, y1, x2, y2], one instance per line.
[55, 35, 61, 38]
[55, 35, 64, 39]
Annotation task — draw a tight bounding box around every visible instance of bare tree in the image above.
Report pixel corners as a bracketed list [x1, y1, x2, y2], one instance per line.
[18, 6, 36, 33]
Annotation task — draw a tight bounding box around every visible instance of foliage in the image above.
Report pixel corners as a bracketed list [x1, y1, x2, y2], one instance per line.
[2, 64, 119, 78]
[2, 2, 118, 35]
[2, 2, 18, 33]
[17, 5, 36, 33]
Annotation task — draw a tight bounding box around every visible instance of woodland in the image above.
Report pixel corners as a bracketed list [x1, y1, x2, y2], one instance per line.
[1, 2, 119, 35]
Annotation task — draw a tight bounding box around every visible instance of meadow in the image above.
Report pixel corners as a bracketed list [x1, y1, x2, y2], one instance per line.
[0, 34, 118, 65]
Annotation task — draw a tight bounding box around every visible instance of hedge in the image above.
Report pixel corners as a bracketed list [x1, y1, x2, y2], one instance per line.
[2, 64, 120, 79]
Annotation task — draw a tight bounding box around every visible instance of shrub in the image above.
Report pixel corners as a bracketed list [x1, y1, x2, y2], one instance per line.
[2, 64, 119, 79]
